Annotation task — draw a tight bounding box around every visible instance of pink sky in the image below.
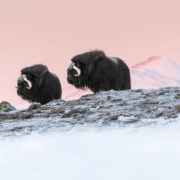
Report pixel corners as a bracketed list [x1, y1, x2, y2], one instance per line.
[0, 0, 180, 107]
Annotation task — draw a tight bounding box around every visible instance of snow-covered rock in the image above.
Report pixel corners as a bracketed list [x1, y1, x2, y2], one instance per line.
[0, 87, 180, 137]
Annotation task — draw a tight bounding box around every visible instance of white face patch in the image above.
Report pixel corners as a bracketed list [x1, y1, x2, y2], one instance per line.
[108, 56, 118, 64]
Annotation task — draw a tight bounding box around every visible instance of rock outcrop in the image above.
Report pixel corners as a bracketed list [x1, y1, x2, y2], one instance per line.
[0, 87, 180, 137]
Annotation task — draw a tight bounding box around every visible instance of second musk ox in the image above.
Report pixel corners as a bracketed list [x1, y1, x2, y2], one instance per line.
[67, 51, 131, 92]
[17, 64, 62, 105]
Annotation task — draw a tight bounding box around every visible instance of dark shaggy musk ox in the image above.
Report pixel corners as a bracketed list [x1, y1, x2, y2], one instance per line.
[67, 51, 131, 93]
[17, 64, 62, 105]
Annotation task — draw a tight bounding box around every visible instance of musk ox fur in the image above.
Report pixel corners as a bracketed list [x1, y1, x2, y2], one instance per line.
[17, 64, 62, 105]
[67, 51, 131, 92]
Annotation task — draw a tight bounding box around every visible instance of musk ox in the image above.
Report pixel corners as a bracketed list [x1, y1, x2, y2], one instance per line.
[67, 51, 131, 93]
[17, 64, 62, 105]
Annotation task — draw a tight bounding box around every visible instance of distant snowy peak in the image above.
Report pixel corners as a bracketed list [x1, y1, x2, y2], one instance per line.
[132, 56, 162, 69]
[131, 56, 180, 89]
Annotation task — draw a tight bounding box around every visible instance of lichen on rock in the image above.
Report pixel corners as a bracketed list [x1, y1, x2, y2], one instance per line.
[28, 102, 41, 110]
[0, 101, 16, 112]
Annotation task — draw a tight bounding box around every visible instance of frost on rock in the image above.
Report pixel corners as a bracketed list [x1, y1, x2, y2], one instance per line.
[0, 87, 180, 137]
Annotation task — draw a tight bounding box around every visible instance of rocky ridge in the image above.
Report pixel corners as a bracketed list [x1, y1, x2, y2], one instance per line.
[0, 87, 180, 137]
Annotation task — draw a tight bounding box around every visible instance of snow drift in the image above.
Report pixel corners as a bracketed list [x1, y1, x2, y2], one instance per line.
[0, 122, 180, 180]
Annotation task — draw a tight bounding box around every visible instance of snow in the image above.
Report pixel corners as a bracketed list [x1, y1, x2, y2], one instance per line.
[0, 118, 180, 180]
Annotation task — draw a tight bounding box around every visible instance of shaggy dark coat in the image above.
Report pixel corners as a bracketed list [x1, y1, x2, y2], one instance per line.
[67, 51, 131, 93]
[17, 64, 62, 104]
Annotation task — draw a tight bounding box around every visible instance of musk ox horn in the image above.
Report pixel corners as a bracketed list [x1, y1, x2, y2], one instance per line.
[18, 74, 32, 89]
[73, 66, 81, 77]
[69, 62, 81, 77]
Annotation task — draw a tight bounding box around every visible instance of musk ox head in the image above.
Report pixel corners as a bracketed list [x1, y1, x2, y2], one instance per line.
[67, 50, 131, 93]
[17, 64, 62, 105]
